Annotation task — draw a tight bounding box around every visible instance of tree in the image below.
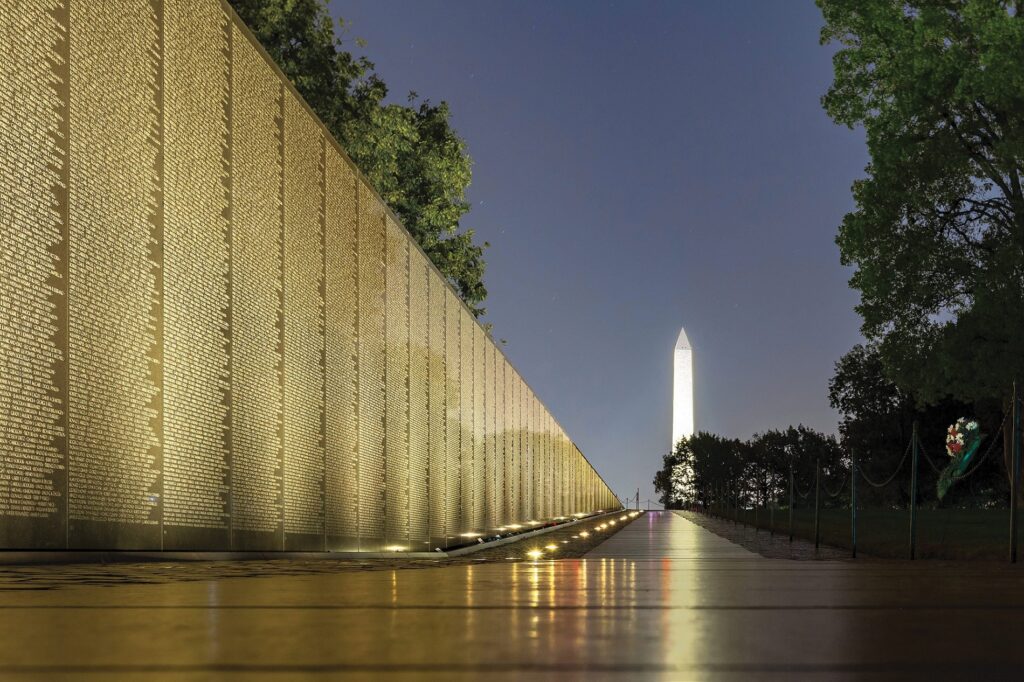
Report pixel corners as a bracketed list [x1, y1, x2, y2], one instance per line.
[658, 428, 845, 512]
[771, 425, 847, 505]
[653, 436, 698, 509]
[228, 0, 488, 314]
[687, 432, 744, 507]
[746, 430, 790, 508]
[829, 343, 917, 502]
[829, 343, 1004, 505]
[652, 452, 677, 509]
[818, 1, 1024, 405]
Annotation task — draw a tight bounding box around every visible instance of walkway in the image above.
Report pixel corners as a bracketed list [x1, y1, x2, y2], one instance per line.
[587, 508, 756, 559]
[3, 511, 1024, 678]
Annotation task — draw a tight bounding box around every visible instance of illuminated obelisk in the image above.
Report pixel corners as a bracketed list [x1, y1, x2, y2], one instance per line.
[672, 327, 694, 450]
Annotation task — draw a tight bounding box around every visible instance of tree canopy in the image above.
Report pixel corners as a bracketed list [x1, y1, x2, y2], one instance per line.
[818, 0, 1024, 404]
[654, 428, 844, 510]
[829, 343, 1006, 500]
[229, 0, 488, 315]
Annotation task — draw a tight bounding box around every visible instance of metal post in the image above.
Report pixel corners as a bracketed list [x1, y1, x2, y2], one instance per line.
[770, 491, 775, 537]
[1011, 382, 1020, 563]
[851, 449, 858, 559]
[733, 483, 738, 525]
[636, 488, 640, 512]
[754, 486, 759, 532]
[909, 421, 919, 560]
[814, 458, 821, 550]
[788, 463, 794, 543]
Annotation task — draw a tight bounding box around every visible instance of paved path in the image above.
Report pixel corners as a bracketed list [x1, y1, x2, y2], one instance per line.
[587, 508, 756, 559]
[3, 510, 1024, 679]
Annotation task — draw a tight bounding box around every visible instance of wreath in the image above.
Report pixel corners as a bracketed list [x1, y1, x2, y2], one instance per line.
[937, 418, 983, 500]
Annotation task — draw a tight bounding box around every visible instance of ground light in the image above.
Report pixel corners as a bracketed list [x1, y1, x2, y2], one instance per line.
[579, 531, 590, 538]
[385, 546, 407, 552]
[526, 549, 544, 560]
[545, 544, 559, 551]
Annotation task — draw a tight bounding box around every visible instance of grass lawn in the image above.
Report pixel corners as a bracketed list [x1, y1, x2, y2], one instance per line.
[710, 504, 1023, 561]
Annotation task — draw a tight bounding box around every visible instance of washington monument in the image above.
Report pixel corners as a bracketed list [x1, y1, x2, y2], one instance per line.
[672, 327, 694, 450]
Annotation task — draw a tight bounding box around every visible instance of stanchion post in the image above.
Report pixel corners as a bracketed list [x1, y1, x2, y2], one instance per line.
[754, 486, 759, 533]
[788, 463, 794, 543]
[851, 449, 858, 559]
[909, 421, 919, 560]
[814, 458, 821, 550]
[1011, 381, 1020, 564]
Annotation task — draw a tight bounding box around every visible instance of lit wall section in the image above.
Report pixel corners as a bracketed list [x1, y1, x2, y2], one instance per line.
[0, 0, 619, 552]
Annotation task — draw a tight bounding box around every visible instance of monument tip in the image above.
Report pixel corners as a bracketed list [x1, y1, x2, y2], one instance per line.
[674, 327, 691, 350]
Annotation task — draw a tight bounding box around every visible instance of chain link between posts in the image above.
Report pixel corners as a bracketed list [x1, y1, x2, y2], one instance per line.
[794, 478, 813, 500]
[708, 412, 1009, 510]
[823, 470, 849, 498]
[916, 436, 946, 475]
[857, 436, 913, 489]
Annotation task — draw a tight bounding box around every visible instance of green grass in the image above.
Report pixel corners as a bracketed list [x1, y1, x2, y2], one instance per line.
[709, 504, 1023, 561]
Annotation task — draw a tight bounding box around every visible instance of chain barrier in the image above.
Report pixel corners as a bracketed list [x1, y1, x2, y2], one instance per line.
[857, 436, 913, 489]
[823, 470, 849, 498]
[916, 436, 946, 475]
[695, 409, 1018, 563]
[794, 479, 813, 499]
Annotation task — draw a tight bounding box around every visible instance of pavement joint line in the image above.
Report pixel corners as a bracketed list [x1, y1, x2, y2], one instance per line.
[0, 662, 1015, 674]
[0, 603, 1021, 610]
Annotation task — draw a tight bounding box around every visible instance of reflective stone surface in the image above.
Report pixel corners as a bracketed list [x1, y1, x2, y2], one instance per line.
[3, 511, 1024, 679]
[1, 0, 617, 553]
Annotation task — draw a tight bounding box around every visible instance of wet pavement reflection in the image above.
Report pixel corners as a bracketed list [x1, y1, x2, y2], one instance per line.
[2, 511, 1024, 679]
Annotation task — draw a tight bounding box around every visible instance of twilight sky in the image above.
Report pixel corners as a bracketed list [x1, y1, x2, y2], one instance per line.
[328, 0, 868, 505]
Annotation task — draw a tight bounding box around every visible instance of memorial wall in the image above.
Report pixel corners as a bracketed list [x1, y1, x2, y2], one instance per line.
[0, 0, 619, 552]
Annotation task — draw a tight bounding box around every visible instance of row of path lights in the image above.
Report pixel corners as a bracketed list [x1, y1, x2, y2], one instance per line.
[523, 512, 642, 561]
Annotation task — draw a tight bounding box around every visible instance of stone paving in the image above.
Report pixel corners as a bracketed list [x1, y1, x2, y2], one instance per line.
[3, 510, 1024, 678]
